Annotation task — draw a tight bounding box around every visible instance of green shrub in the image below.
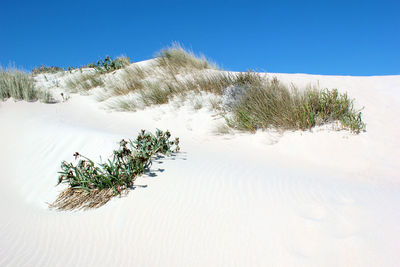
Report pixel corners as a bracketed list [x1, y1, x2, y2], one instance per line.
[51, 129, 180, 210]
[0, 68, 38, 101]
[94, 56, 131, 73]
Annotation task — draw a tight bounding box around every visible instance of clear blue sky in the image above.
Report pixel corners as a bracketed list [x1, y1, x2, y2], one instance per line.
[1, 0, 399, 75]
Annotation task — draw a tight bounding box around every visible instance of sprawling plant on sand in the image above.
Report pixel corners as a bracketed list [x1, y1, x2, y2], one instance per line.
[50, 129, 180, 210]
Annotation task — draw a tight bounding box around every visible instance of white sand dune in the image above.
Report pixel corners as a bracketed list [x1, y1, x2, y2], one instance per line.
[1, 69, 400, 266]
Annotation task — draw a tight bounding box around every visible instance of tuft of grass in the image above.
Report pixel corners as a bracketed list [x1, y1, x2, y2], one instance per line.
[39, 90, 58, 104]
[32, 65, 64, 75]
[110, 98, 138, 111]
[139, 81, 172, 106]
[213, 123, 232, 135]
[50, 129, 180, 210]
[0, 68, 38, 101]
[187, 72, 235, 95]
[156, 43, 217, 72]
[109, 66, 148, 96]
[66, 72, 104, 93]
[228, 77, 366, 133]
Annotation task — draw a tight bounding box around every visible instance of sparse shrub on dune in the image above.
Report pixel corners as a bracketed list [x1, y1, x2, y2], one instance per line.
[65, 56, 130, 93]
[93, 56, 131, 73]
[0, 68, 38, 101]
[50, 129, 180, 210]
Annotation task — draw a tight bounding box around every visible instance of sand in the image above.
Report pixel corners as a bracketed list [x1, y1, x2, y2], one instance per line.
[1, 68, 399, 266]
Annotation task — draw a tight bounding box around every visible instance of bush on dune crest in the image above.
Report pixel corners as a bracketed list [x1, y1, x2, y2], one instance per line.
[50, 129, 180, 210]
[92, 56, 131, 73]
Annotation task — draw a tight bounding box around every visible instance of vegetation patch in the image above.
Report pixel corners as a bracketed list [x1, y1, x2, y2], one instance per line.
[227, 76, 366, 133]
[66, 72, 104, 93]
[32, 65, 64, 75]
[106, 49, 365, 133]
[50, 129, 180, 210]
[89, 56, 131, 73]
[156, 43, 217, 72]
[0, 68, 38, 101]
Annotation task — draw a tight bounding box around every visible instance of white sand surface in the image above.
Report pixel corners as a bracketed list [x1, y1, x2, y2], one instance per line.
[1, 70, 400, 266]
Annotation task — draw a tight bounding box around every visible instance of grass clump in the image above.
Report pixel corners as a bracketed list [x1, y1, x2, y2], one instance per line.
[156, 43, 217, 72]
[66, 72, 104, 93]
[50, 129, 180, 210]
[0, 68, 38, 101]
[228, 77, 366, 133]
[139, 81, 171, 106]
[39, 90, 58, 104]
[109, 66, 149, 96]
[32, 65, 64, 75]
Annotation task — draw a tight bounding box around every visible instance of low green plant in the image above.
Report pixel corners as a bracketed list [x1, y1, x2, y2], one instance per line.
[94, 56, 131, 73]
[51, 129, 180, 210]
[0, 68, 38, 101]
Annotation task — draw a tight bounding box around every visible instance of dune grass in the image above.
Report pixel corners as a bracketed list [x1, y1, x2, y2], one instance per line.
[66, 72, 104, 93]
[56, 45, 366, 134]
[156, 43, 217, 72]
[32, 65, 64, 75]
[108, 66, 149, 96]
[227, 77, 366, 133]
[106, 56, 365, 133]
[0, 68, 38, 101]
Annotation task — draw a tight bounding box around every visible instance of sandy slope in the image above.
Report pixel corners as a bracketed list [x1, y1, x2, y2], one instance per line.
[1, 70, 400, 266]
